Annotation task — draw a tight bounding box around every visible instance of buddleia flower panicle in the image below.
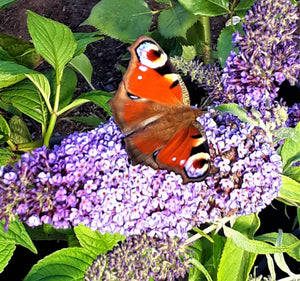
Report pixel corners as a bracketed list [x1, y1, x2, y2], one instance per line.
[0, 0, 291, 239]
[170, 56, 223, 94]
[220, 0, 300, 126]
[0, 112, 282, 239]
[85, 233, 191, 281]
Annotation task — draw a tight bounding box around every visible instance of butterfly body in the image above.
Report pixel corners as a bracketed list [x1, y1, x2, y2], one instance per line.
[110, 37, 210, 183]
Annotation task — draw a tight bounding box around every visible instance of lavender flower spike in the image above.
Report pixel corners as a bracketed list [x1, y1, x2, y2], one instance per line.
[220, 0, 300, 117]
[0, 111, 282, 239]
[85, 233, 191, 281]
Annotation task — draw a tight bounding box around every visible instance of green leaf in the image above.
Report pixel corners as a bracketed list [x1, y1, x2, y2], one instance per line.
[47, 68, 77, 110]
[235, 0, 256, 17]
[0, 61, 51, 111]
[217, 24, 242, 68]
[9, 115, 32, 144]
[27, 10, 77, 77]
[178, 0, 230, 16]
[69, 116, 105, 127]
[0, 33, 41, 68]
[59, 90, 113, 116]
[84, 0, 152, 42]
[0, 0, 19, 10]
[286, 241, 300, 261]
[279, 175, 300, 204]
[158, 2, 198, 38]
[280, 123, 300, 169]
[0, 220, 37, 253]
[217, 215, 259, 281]
[69, 53, 94, 89]
[0, 113, 10, 140]
[0, 148, 15, 166]
[74, 224, 125, 256]
[190, 258, 213, 281]
[73, 32, 103, 57]
[284, 166, 300, 182]
[256, 232, 299, 247]
[273, 127, 300, 142]
[0, 242, 15, 274]
[216, 103, 259, 125]
[223, 225, 285, 254]
[0, 79, 49, 125]
[24, 247, 94, 281]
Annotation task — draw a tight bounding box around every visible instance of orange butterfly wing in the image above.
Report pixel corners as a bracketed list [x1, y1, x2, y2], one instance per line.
[110, 37, 210, 183]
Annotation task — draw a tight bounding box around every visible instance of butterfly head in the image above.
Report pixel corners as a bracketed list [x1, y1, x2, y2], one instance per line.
[135, 40, 168, 69]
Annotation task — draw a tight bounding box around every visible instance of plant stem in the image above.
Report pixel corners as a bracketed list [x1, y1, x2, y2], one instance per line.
[199, 16, 211, 65]
[43, 70, 62, 147]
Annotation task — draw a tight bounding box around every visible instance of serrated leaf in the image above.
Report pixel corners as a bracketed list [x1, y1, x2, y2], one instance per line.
[0, 242, 15, 274]
[0, 220, 37, 253]
[74, 224, 125, 256]
[0, 33, 41, 68]
[69, 53, 93, 89]
[84, 0, 152, 42]
[9, 115, 32, 144]
[24, 247, 94, 281]
[0, 79, 49, 125]
[158, 2, 198, 38]
[27, 10, 77, 78]
[0, 148, 15, 166]
[0, 61, 51, 110]
[279, 175, 300, 203]
[178, 0, 230, 16]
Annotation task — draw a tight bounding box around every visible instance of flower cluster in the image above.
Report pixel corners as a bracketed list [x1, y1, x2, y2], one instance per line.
[220, 0, 300, 122]
[0, 112, 282, 238]
[85, 233, 190, 281]
[171, 56, 222, 94]
[286, 102, 300, 127]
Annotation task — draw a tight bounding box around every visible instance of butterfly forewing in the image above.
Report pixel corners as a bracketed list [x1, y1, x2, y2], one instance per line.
[109, 36, 210, 183]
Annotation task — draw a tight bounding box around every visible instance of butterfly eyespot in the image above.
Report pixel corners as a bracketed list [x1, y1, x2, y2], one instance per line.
[136, 41, 167, 69]
[185, 153, 210, 179]
[147, 49, 162, 61]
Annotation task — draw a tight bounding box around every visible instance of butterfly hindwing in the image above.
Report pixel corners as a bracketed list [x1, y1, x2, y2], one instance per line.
[109, 36, 210, 183]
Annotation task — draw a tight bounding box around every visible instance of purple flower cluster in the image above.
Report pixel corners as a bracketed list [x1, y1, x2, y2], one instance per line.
[0, 112, 282, 239]
[286, 103, 300, 127]
[85, 233, 190, 281]
[220, 0, 300, 118]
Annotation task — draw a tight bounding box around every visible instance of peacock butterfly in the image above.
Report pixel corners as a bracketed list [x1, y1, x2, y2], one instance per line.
[109, 36, 210, 184]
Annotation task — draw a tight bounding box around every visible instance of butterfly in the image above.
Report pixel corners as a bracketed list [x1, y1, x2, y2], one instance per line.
[109, 36, 210, 184]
